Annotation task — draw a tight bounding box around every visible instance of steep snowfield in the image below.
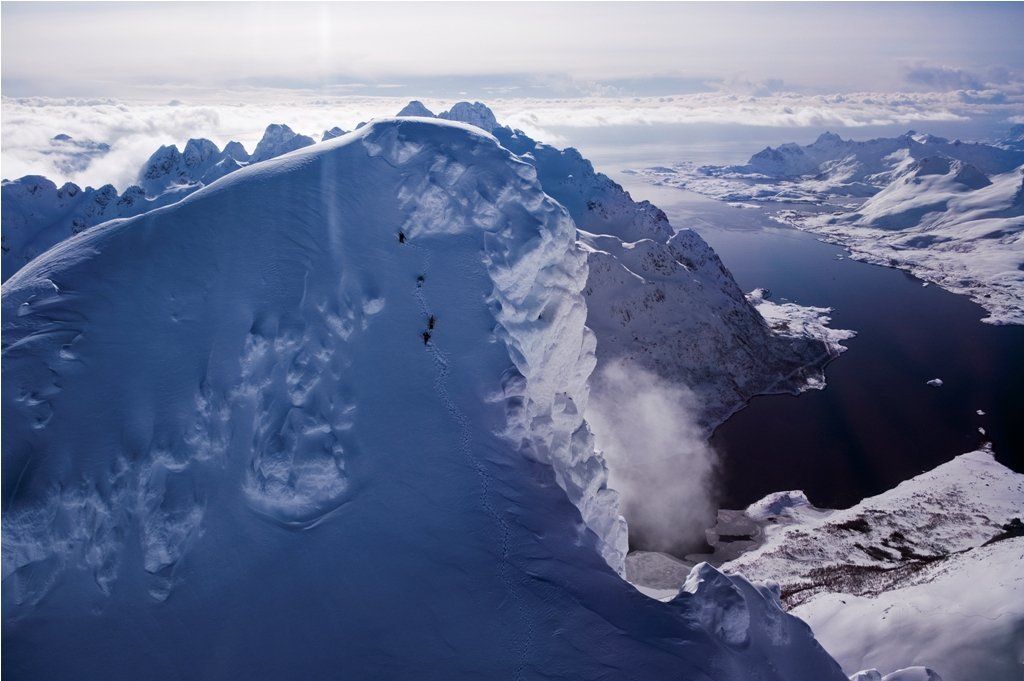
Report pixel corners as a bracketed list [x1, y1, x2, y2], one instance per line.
[633, 130, 1024, 325]
[4, 101, 847, 428]
[2, 118, 846, 680]
[720, 449, 1024, 680]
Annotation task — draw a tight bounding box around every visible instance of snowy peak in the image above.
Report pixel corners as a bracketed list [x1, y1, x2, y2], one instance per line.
[249, 123, 315, 163]
[138, 143, 186, 194]
[222, 140, 249, 162]
[136, 138, 231, 195]
[395, 100, 499, 133]
[182, 137, 220, 170]
[1000, 123, 1024, 151]
[438, 101, 499, 132]
[43, 133, 111, 174]
[813, 131, 845, 146]
[1, 113, 852, 681]
[396, 100, 436, 117]
[910, 156, 991, 189]
[321, 126, 346, 141]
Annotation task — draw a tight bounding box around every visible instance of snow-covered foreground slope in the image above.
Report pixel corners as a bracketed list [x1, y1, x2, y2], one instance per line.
[632, 130, 1024, 325]
[721, 449, 1024, 680]
[2, 118, 847, 680]
[4, 101, 847, 430]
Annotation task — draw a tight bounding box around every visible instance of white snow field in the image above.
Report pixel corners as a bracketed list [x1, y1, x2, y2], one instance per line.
[720, 449, 1024, 681]
[632, 130, 1024, 325]
[2, 118, 849, 680]
[3, 101, 849, 431]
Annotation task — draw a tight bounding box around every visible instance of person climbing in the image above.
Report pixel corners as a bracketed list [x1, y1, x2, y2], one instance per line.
[416, 275, 425, 286]
[428, 315, 436, 330]
[422, 330, 431, 345]
[398, 231, 406, 244]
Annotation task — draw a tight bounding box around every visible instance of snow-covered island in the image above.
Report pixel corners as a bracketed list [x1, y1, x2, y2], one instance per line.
[631, 129, 1024, 325]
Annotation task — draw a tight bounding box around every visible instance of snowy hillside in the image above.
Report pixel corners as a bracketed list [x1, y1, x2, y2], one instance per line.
[789, 160, 1024, 324]
[722, 449, 1024, 680]
[633, 130, 1024, 325]
[636, 130, 1024, 205]
[3, 101, 848, 429]
[2, 117, 847, 680]
[2, 123, 311, 281]
[626, 449, 1023, 680]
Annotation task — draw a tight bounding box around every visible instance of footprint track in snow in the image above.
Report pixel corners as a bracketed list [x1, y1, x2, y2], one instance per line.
[406, 238, 533, 678]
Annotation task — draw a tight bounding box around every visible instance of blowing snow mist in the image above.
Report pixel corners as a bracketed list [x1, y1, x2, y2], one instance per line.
[588, 359, 719, 556]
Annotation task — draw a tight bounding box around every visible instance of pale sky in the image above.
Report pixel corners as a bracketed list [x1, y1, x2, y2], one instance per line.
[3, 2, 1024, 97]
[3, 2, 1024, 187]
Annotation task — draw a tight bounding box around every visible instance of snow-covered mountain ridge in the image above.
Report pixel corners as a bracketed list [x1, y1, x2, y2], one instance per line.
[2, 116, 848, 680]
[632, 129, 1024, 324]
[3, 101, 849, 430]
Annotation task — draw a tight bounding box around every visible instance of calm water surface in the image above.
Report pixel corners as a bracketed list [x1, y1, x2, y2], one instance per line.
[614, 174, 1024, 510]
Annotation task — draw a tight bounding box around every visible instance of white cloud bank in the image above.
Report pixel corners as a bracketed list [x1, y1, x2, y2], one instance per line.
[4, 88, 1022, 190]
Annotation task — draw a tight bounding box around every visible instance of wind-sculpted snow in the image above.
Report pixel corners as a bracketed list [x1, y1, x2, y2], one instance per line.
[482, 121, 847, 429]
[1, 118, 846, 680]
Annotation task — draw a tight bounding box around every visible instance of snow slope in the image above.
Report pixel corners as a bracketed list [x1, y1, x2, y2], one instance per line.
[4, 101, 848, 428]
[2, 123, 316, 281]
[721, 449, 1024, 680]
[789, 160, 1024, 324]
[636, 130, 1024, 205]
[2, 118, 846, 680]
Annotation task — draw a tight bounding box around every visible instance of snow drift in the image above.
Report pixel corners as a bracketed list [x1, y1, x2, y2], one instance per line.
[2, 118, 845, 680]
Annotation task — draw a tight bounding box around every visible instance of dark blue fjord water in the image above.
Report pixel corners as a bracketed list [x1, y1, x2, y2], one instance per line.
[618, 178, 1024, 510]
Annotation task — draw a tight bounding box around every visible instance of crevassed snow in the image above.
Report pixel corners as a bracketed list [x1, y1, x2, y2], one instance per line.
[1, 117, 846, 680]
